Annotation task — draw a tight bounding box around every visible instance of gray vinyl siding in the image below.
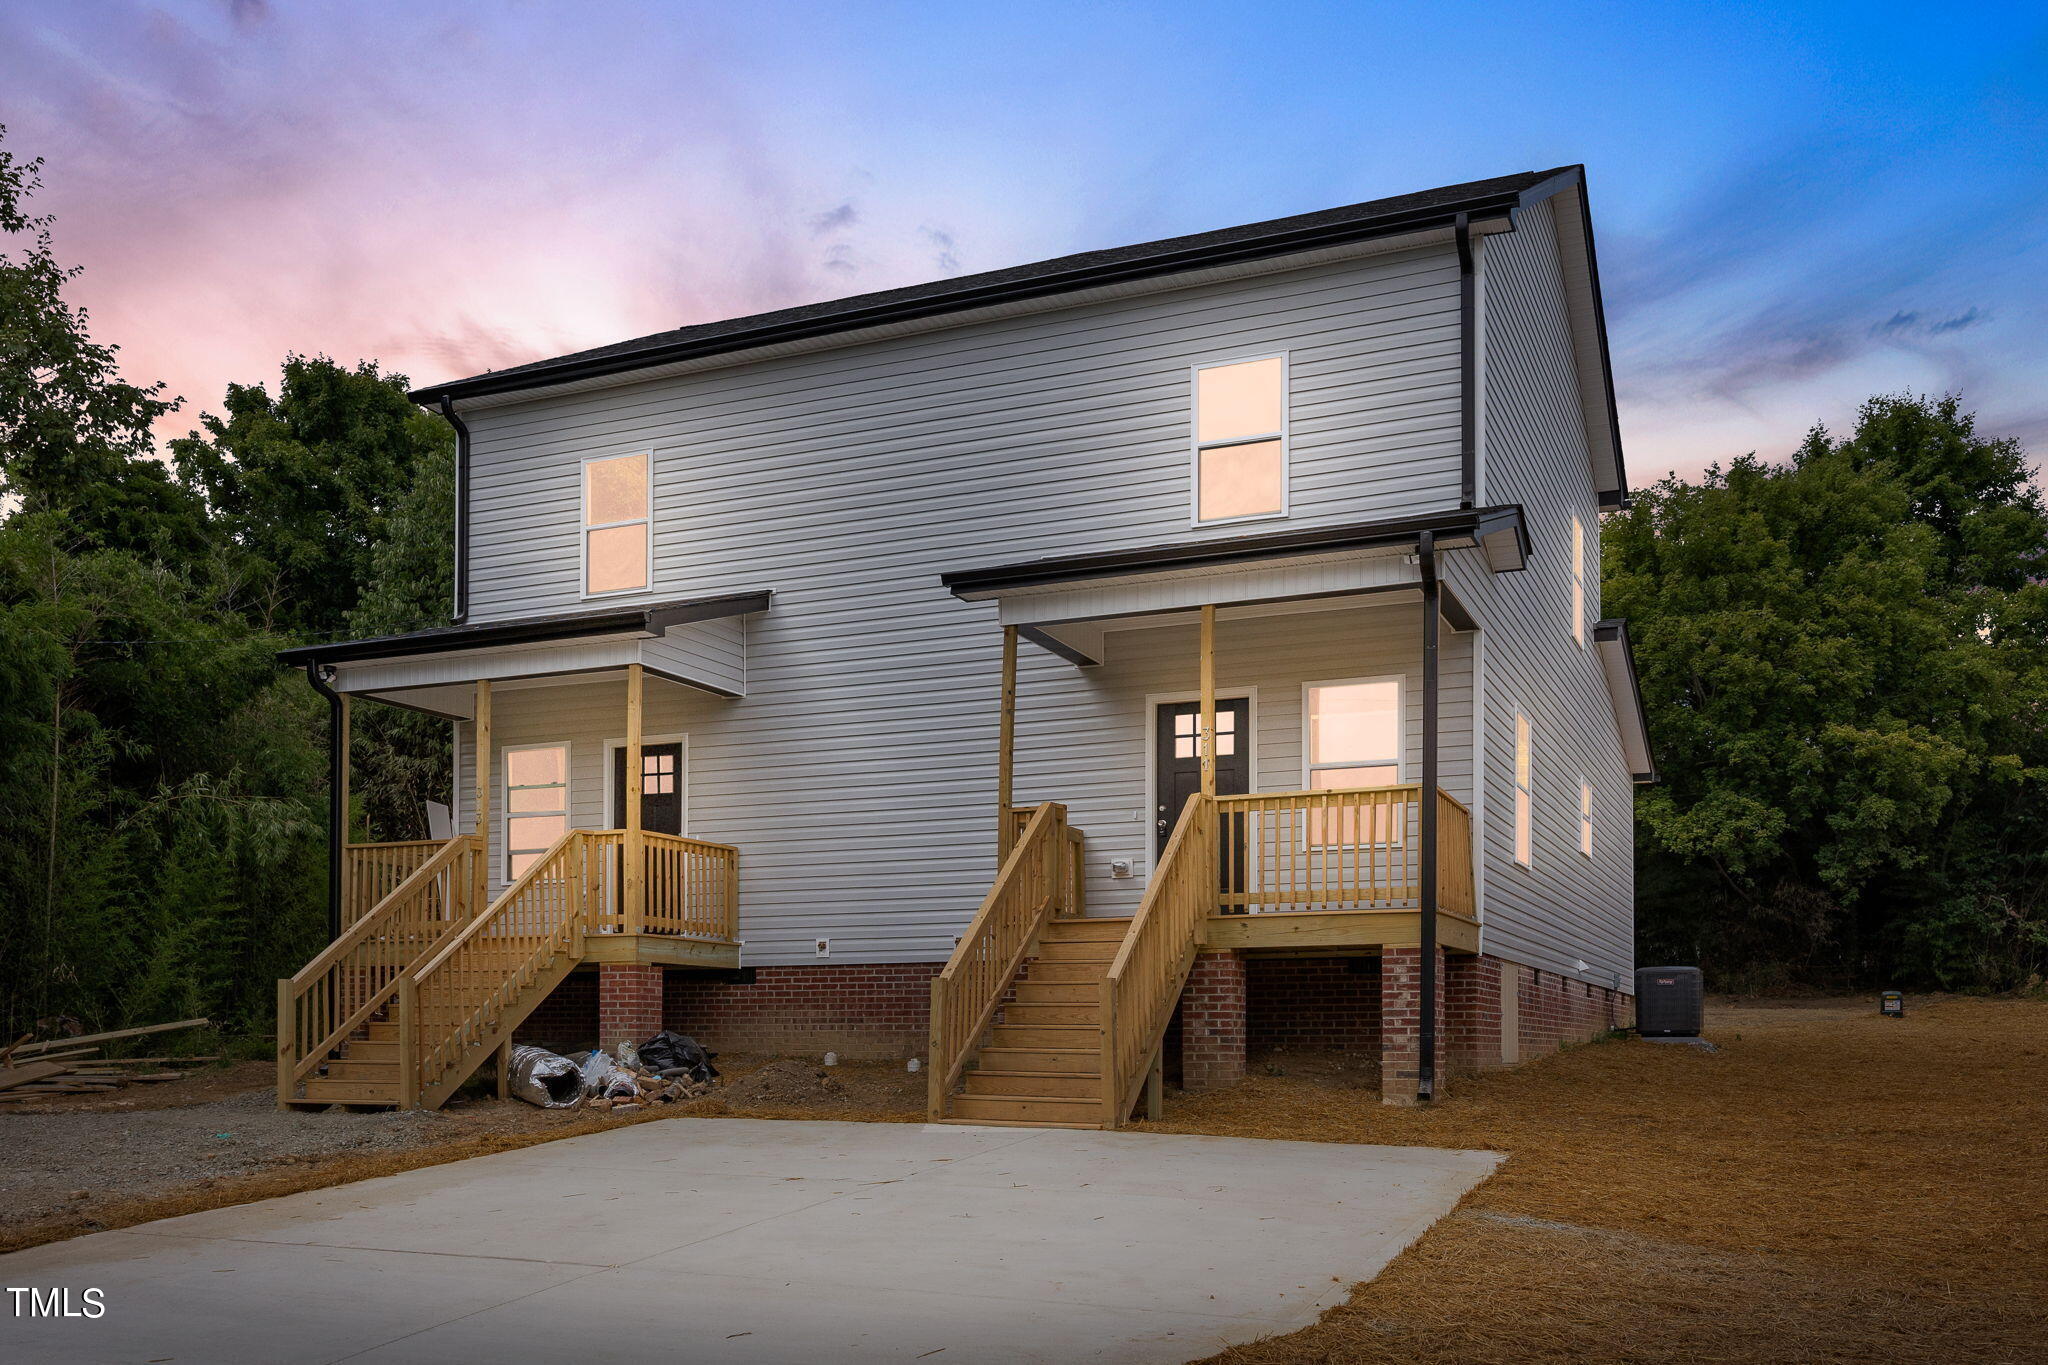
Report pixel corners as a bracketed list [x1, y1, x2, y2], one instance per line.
[1446, 197, 1634, 988]
[453, 597, 1470, 958]
[462, 243, 1466, 624]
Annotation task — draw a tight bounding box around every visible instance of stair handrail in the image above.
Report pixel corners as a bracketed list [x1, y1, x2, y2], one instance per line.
[1100, 792, 1216, 1128]
[276, 835, 479, 1100]
[927, 802, 1070, 1120]
[405, 828, 591, 1108]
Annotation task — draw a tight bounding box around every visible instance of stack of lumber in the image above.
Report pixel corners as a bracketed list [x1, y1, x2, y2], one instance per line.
[0, 1019, 211, 1104]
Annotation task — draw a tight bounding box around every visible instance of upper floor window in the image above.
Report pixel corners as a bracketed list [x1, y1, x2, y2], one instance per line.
[1514, 711, 1534, 866]
[583, 452, 650, 595]
[1571, 513, 1588, 646]
[1579, 777, 1595, 857]
[1193, 356, 1287, 524]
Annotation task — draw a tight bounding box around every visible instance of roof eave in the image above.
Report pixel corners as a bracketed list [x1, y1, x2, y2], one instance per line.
[279, 591, 771, 669]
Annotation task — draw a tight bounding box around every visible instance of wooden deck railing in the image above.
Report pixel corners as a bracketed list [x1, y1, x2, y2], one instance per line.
[927, 803, 1077, 1119]
[585, 829, 739, 939]
[278, 836, 481, 1101]
[343, 840, 449, 927]
[1215, 783, 1472, 913]
[1099, 793, 1215, 1128]
[406, 829, 591, 1109]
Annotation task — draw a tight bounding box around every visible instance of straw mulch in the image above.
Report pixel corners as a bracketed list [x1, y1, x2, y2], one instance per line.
[1157, 994, 2047, 1364]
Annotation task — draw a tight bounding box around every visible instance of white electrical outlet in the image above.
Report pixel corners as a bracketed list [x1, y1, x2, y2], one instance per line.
[815, 938, 830, 957]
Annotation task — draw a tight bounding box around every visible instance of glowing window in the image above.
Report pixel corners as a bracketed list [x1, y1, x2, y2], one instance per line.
[1194, 357, 1285, 523]
[1579, 777, 1594, 858]
[583, 453, 649, 595]
[1305, 680, 1402, 845]
[504, 743, 569, 879]
[1571, 514, 1588, 646]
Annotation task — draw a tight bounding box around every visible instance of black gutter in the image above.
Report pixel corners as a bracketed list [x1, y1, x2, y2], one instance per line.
[942, 506, 1526, 598]
[1417, 531, 1440, 1103]
[278, 591, 771, 667]
[303, 663, 345, 940]
[1455, 212, 1477, 509]
[440, 396, 472, 624]
[410, 190, 1530, 407]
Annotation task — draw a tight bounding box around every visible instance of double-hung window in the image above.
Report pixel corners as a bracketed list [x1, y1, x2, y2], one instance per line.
[1514, 712, 1534, 866]
[1579, 777, 1595, 857]
[583, 452, 650, 595]
[1193, 356, 1286, 524]
[504, 744, 569, 880]
[1305, 679, 1402, 844]
[1571, 514, 1588, 646]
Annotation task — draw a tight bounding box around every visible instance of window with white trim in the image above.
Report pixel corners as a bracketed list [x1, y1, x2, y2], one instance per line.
[1571, 513, 1587, 646]
[1579, 777, 1594, 857]
[1514, 712, 1533, 866]
[1305, 679, 1402, 845]
[583, 452, 650, 595]
[504, 743, 569, 879]
[1193, 356, 1286, 523]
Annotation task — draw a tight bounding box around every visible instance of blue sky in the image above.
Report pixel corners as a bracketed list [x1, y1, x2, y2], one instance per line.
[2, 0, 2043, 483]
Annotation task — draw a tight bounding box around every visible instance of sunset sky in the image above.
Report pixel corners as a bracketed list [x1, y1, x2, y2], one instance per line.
[3, 0, 2043, 484]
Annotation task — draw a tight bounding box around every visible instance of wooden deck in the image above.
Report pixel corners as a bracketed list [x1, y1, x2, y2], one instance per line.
[1205, 907, 1480, 954]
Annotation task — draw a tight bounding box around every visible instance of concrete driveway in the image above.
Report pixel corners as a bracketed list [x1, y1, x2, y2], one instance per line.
[1, 1118, 1497, 1364]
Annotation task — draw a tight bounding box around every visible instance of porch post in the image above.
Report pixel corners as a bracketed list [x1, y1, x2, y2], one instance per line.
[996, 626, 1017, 860]
[1199, 604, 1217, 797]
[473, 679, 492, 910]
[625, 662, 645, 934]
[1417, 531, 1441, 1102]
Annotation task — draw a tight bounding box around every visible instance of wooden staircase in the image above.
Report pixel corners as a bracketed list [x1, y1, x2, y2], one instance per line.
[942, 916, 1131, 1128]
[297, 1015, 405, 1107]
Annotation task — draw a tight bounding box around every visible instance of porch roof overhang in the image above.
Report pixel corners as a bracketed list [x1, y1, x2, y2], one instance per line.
[1593, 618, 1657, 783]
[279, 591, 770, 717]
[939, 507, 1519, 665]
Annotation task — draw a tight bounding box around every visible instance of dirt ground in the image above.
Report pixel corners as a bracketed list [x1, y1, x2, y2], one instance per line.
[5, 999, 2042, 1364]
[1167, 994, 2047, 1364]
[0, 1054, 921, 1253]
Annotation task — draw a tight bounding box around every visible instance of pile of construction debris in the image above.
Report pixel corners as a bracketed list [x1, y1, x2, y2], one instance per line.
[0, 1018, 214, 1105]
[507, 1030, 719, 1114]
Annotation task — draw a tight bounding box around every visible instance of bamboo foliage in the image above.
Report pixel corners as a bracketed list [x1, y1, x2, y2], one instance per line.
[1100, 793, 1215, 1128]
[277, 835, 477, 1099]
[927, 803, 1074, 1119]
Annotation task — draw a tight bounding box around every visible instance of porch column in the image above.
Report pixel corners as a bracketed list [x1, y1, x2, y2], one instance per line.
[1198, 604, 1217, 796]
[1180, 950, 1246, 1090]
[473, 679, 492, 910]
[625, 662, 645, 934]
[996, 625, 1017, 860]
[599, 962, 664, 1054]
[1415, 531, 1441, 1102]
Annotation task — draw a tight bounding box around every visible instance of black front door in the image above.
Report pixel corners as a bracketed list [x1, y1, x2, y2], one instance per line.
[612, 742, 683, 835]
[1154, 699, 1250, 855]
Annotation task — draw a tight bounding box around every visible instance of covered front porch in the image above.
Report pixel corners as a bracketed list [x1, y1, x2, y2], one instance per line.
[274, 594, 767, 1109]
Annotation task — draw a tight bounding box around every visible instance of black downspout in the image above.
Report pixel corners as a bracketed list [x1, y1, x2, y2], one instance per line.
[1417, 531, 1440, 1102]
[304, 662, 344, 941]
[440, 396, 471, 625]
[1455, 212, 1477, 509]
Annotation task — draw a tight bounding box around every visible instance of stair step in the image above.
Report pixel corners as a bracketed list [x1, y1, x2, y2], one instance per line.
[936, 1117, 1102, 1130]
[1001, 1002, 1101, 1027]
[1039, 918, 1131, 943]
[1024, 962, 1110, 984]
[988, 1023, 1097, 1050]
[1035, 940, 1118, 963]
[965, 1070, 1101, 1098]
[320, 1058, 399, 1082]
[301, 1078, 399, 1104]
[947, 1094, 1102, 1124]
[1013, 981, 1099, 1005]
[341, 1039, 400, 1062]
[361, 1022, 402, 1043]
[975, 1047, 1101, 1075]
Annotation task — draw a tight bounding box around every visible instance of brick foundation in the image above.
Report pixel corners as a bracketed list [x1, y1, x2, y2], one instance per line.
[1379, 945, 1446, 1105]
[1444, 953, 1505, 1072]
[665, 962, 940, 1059]
[1244, 956, 1381, 1054]
[1179, 951, 1247, 1091]
[1512, 961, 1634, 1058]
[598, 962, 664, 1053]
[514, 970, 598, 1048]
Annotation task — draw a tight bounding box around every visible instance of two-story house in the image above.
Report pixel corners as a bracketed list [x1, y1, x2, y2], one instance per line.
[276, 164, 1653, 1126]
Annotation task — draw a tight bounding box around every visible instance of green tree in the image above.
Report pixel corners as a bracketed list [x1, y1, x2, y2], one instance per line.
[170, 355, 453, 636]
[1608, 394, 2048, 990]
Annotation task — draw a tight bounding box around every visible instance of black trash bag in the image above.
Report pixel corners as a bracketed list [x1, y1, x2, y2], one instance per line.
[638, 1030, 718, 1085]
